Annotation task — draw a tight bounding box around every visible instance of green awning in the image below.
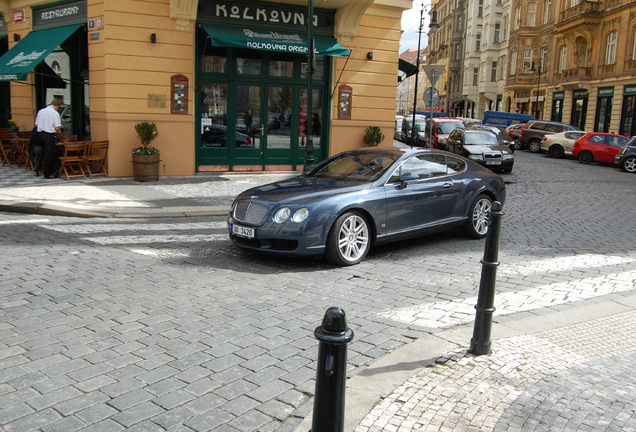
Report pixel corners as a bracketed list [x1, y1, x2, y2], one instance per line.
[0, 24, 81, 82]
[399, 59, 418, 78]
[202, 25, 350, 57]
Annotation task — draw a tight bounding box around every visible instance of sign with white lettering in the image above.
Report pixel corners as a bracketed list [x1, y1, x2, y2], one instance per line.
[199, 0, 334, 31]
[33, 0, 87, 29]
[202, 25, 349, 57]
[13, 9, 26, 24]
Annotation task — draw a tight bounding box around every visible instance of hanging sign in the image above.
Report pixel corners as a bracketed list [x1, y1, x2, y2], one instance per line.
[33, 0, 87, 29]
[13, 9, 26, 24]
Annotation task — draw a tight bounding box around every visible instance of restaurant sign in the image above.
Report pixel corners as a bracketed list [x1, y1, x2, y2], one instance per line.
[199, 0, 334, 31]
[33, 0, 87, 29]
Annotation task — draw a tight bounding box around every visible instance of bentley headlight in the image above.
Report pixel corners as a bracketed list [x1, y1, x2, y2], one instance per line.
[273, 207, 291, 223]
[292, 208, 309, 222]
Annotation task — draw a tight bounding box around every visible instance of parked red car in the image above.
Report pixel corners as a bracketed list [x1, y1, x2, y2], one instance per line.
[572, 132, 629, 164]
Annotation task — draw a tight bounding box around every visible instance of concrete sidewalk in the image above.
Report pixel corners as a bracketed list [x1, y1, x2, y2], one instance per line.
[295, 290, 636, 432]
[0, 164, 297, 218]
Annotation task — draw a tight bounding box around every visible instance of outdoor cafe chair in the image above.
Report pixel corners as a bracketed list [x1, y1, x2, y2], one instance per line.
[0, 128, 19, 167]
[58, 141, 87, 180]
[84, 140, 109, 178]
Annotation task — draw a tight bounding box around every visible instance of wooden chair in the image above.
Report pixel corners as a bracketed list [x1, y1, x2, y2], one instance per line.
[58, 141, 87, 180]
[13, 138, 32, 169]
[0, 128, 19, 167]
[84, 140, 109, 178]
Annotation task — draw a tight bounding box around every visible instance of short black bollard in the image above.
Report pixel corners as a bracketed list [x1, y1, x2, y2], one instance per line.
[469, 200, 504, 356]
[311, 307, 354, 432]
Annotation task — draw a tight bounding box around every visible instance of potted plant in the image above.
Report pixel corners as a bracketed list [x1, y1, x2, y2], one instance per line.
[132, 121, 160, 182]
[8, 119, 18, 132]
[363, 125, 385, 147]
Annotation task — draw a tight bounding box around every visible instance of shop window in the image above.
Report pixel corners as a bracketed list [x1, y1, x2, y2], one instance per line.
[301, 55, 325, 80]
[201, 47, 228, 73]
[620, 96, 636, 136]
[236, 49, 262, 75]
[201, 83, 228, 147]
[269, 52, 294, 78]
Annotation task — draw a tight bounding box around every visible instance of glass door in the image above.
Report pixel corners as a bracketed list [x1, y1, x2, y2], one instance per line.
[233, 84, 262, 167]
[265, 86, 292, 166]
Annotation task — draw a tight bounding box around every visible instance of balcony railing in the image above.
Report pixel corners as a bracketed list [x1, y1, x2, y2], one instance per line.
[558, 1, 602, 23]
[555, 66, 592, 83]
[507, 74, 535, 87]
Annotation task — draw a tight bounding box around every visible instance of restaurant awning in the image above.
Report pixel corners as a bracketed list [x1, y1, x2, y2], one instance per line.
[0, 24, 81, 82]
[201, 25, 350, 57]
[398, 59, 418, 78]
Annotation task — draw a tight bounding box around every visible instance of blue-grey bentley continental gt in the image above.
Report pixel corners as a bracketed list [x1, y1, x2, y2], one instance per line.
[228, 148, 506, 266]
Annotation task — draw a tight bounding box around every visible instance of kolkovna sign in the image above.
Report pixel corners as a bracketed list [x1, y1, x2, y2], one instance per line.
[202, 25, 349, 56]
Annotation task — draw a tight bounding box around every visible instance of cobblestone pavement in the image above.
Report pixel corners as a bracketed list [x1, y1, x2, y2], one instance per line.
[1, 150, 635, 431]
[356, 310, 636, 432]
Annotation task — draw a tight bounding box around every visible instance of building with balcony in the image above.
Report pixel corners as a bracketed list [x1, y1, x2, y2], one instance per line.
[506, 0, 636, 135]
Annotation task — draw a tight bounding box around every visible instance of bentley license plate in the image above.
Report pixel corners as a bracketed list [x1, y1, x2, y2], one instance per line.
[232, 224, 255, 239]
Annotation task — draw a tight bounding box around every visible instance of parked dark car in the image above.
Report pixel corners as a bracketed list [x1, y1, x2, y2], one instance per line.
[572, 132, 629, 164]
[446, 128, 514, 173]
[469, 124, 516, 153]
[615, 136, 636, 173]
[228, 148, 506, 265]
[520, 120, 579, 152]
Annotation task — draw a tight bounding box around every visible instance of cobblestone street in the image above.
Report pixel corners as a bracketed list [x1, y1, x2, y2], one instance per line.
[1, 150, 635, 431]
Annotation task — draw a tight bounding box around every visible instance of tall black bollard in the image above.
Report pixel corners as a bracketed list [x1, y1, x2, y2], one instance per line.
[469, 201, 504, 356]
[311, 307, 354, 432]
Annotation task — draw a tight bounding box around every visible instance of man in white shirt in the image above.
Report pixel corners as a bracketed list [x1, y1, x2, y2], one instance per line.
[35, 99, 62, 179]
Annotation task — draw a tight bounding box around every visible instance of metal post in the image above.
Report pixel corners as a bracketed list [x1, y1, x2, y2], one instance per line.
[304, 0, 315, 168]
[428, 70, 435, 148]
[311, 307, 354, 432]
[469, 201, 504, 356]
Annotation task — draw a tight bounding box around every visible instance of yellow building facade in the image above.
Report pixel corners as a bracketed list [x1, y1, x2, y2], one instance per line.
[1, 0, 411, 177]
[505, 0, 636, 136]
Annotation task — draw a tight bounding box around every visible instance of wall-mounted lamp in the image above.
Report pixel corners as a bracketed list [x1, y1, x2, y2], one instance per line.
[13, 33, 20, 42]
[366, 51, 373, 61]
[150, 33, 157, 43]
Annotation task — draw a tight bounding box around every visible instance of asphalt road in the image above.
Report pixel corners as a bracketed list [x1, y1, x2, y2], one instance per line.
[1, 150, 635, 431]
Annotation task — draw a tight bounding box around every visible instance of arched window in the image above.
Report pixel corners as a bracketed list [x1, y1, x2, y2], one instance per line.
[559, 45, 567, 72]
[605, 31, 617, 65]
[576, 37, 588, 67]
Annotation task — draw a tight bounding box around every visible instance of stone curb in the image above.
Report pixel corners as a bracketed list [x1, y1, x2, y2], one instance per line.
[0, 201, 229, 218]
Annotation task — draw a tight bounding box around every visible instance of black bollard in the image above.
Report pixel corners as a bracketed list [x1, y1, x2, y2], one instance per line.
[469, 200, 504, 356]
[311, 307, 354, 432]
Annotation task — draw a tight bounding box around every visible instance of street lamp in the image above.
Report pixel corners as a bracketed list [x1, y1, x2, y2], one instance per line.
[410, 3, 439, 147]
[529, 59, 541, 119]
[304, 0, 316, 169]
